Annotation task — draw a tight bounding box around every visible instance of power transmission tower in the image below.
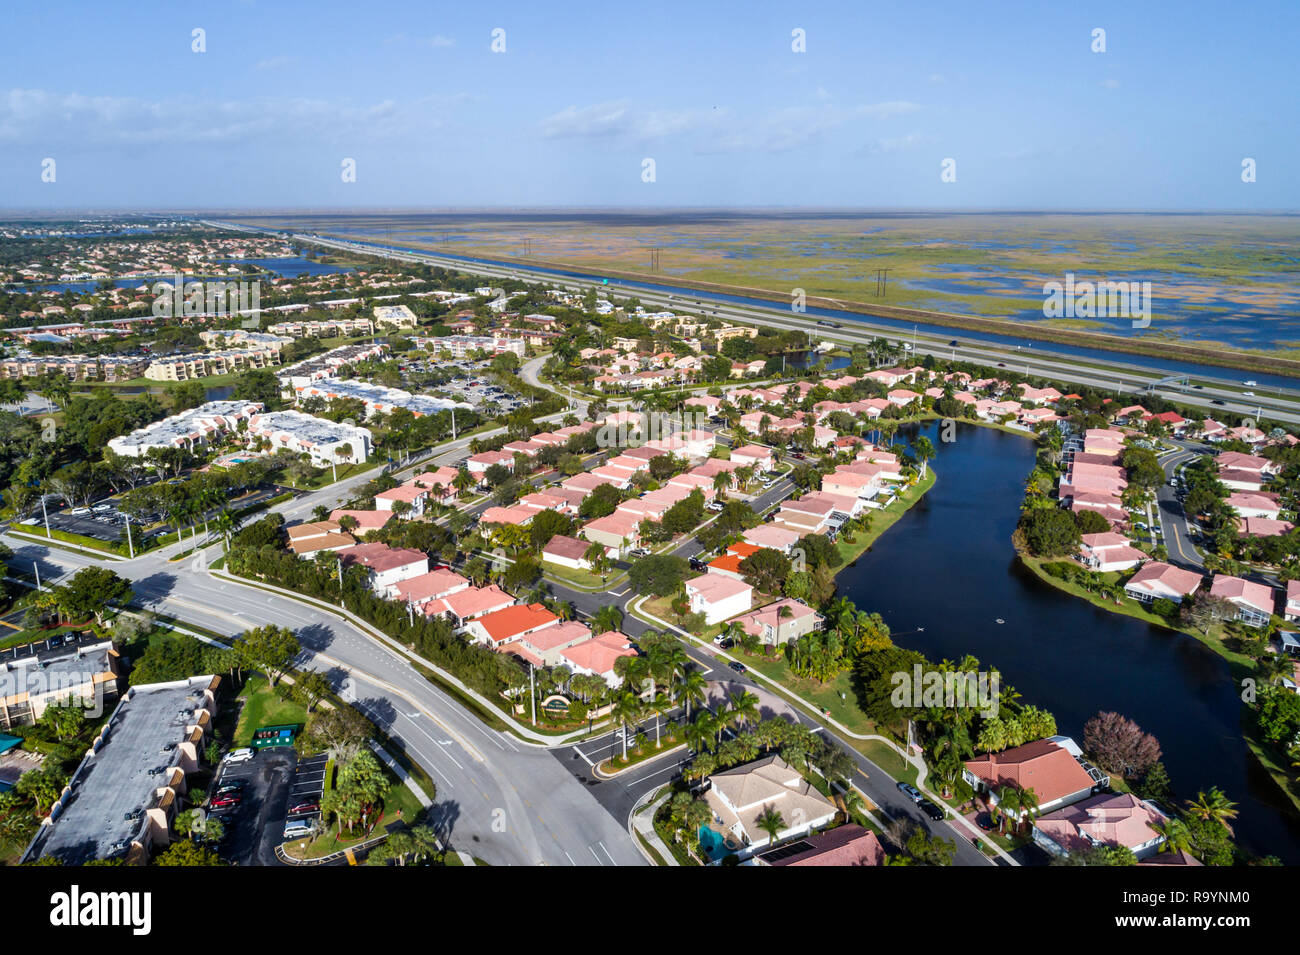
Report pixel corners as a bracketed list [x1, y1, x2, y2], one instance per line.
[874, 268, 892, 297]
[650, 247, 661, 272]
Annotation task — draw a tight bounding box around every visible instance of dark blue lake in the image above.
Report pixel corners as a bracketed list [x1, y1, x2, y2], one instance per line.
[838, 419, 1300, 862]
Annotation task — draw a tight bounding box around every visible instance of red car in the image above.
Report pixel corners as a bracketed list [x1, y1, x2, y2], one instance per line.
[211, 794, 242, 809]
[287, 802, 319, 816]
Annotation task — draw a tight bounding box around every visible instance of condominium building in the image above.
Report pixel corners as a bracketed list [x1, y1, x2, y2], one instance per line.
[0, 634, 122, 731]
[277, 342, 388, 392]
[292, 377, 471, 419]
[107, 400, 262, 458]
[21, 675, 220, 866]
[268, 317, 375, 338]
[0, 353, 148, 383]
[245, 409, 373, 465]
[144, 343, 282, 381]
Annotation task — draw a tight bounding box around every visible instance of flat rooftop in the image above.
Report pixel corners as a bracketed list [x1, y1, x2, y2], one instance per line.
[0, 637, 115, 703]
[24, 675, 217, 865]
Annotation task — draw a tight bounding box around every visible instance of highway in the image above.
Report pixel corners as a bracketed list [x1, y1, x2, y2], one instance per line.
[209, 221, 1300, 427]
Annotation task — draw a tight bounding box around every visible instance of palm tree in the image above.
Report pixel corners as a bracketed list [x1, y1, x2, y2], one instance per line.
[912, 435, 936, 477]
[1185, 787, 1238, 834]
[213, 508, 242, 554]
[755, 806, 786, 845]
[1153, 818, 1194, 854]
[727, 690, 759, 732]
[679, 668, 707, 721]
[610, 692, 644, 760]
[649, 692, 672, 748]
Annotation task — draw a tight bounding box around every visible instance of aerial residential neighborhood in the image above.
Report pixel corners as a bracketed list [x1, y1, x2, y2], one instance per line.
[0, 2, 1293, 936]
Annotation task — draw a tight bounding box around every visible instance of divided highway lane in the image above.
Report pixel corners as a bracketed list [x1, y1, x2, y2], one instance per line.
[0, 532, 644, 867]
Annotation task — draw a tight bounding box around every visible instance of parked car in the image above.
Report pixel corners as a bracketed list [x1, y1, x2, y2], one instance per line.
[283, 818, 318, 839]
[897, 782, 923, 803]
[287, 801, 320, 816]
[919, 800, 946, 821]
[225, 748, 255, 764]
[215, 780, 246, 794]
[727, 661, 747, 674]
[718, 638, 735, 650]
[210, 793, 242, 809]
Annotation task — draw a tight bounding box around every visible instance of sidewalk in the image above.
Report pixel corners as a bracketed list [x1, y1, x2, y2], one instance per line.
[629, 789, 678, 866]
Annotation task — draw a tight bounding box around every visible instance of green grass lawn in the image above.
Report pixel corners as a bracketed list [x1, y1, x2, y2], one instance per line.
[232, 677, 309, 747]
[738, 652, 878, 736]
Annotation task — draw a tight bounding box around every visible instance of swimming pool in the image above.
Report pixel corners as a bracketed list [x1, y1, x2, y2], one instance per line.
[698, 826, 738, 862]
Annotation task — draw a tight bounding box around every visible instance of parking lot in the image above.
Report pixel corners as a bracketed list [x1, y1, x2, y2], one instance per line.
[210, 747, 300, 866]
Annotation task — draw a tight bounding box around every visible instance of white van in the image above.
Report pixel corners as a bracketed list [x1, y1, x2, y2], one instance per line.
[225, 748, 255, 764]
[284, 817, 318, 839]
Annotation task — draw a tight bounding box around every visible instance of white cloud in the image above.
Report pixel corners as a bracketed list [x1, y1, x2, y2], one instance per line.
[0, 88, 471, 147]
[539, 99, 923, 153]
[254, 55, 294, 71]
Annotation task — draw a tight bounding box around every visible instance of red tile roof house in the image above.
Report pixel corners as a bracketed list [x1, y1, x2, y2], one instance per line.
[1217, 468, 1266, 492]
[424, 584, 515, 627]
[1239, 516, 1295, 538]
[335, 542, 429, 598]
[1225, 491, 1282, 520]
[1287, 580, 1300, 623]
[541, 534, 593, 571]
[726, 599, 824, 647]
[392, 567, 470, 610]
[685, 573, 753, 625]
[374, 481, 429, 517]
[754, 823, 887, 866]
[466, 449, 515, 481]
[742, 523, 802, 555]
[479, 504, 538, 527]
[1031, 792, 1171, 861]
[1209, 574, 1277, 629]
[409, 467, 462, 505]
[463, 602, 560, 651]
[560, 631, 637, 687]
[506, 619, 596, 669]
[1216, 450, 1279, 480]
[822, 467, 883, 504]
[729, 444, 776, 472]
[963, 739, 1100, 817]
[286, 521, 356, 558]
[581, 511, 642, 559]
[330, 508, 395, 533]
[1078, 532, 1147, 573]
[1123, 561, 1203, 605]
[706, 553, 747, 581]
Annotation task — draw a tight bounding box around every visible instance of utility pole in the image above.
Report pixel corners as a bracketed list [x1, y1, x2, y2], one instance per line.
[40, 494, 50, 539]
[529, 664, 537, 726]
[33, 561, 40, 591]
[124, 513, 134, 559]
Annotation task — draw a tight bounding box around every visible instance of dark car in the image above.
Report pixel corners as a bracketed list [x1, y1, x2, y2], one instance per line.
[975, 812, 996, 831]
[727, 661, 747, 674]
[215, 780, 246, 794]
[718, 638, 735, 650]
[287, 801, 320, 816]
[1211, 399, 1226, 405]
[919, 800, 946, 821]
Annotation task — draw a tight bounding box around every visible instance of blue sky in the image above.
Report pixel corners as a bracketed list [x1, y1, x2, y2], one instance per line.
[1, 0, 1295, 210]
